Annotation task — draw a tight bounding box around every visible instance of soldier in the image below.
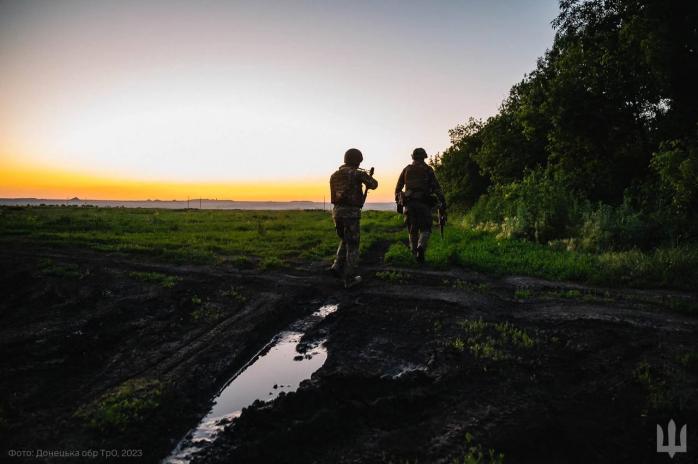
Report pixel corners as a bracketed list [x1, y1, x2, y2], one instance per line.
[395, 147, 446, 264]
[329, 148, 378, 288]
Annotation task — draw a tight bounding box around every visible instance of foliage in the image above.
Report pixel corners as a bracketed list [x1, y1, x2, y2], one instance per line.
[650, 133, 698, 239]
[75, 378, 162, 432]
[466, 167, 582, 243]
[453, 319, 536, 362]
[453, 433, 505, 464]
[375, 270, 409, 284]
[128, 271, 181, 288]
[432, 0, 698, 248]
[383, 242, 417, 266]
[37, 258, 85, 279]
[3, 207, 697, 289]
[221, 286, 247, 303]
[633, 361, 669, 412]
[430, 118, 490, 211]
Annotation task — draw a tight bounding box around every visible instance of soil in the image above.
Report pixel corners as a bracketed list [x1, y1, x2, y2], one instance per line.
[1, 246, 697, 463]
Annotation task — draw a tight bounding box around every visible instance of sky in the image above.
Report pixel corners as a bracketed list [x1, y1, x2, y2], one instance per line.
[0, 0, 559, 201]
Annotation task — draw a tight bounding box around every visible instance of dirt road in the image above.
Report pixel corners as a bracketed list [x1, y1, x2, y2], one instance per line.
[1, 248, 696, 463]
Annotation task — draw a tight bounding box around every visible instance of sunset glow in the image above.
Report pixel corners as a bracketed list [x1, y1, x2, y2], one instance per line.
[0, 0, 557, 202]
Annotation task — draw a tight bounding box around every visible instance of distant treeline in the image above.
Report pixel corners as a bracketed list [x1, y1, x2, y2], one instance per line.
[433, 0, 698, 252]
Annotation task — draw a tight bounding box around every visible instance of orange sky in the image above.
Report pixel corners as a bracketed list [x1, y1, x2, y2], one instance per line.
[0, 160, 331, 202]
[0, 1, 557, 202]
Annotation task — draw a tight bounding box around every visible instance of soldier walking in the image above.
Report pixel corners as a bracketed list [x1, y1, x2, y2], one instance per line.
[329, 148, 378, 288]
[394, 148, 446, 264]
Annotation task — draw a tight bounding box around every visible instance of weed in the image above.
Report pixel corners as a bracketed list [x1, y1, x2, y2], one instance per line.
[221, 286, 247, 304]
[562, 289, 582, 298]
[38, 258, 82, 278]
[514, 289, 532, 299]
[191, 305, 224, 322]
[376, 270, 409, 283]
[259, 256, 284, 270]
[433, 320, 443, 334]
[75, 378, 162, 432]
[128, 271, 181, 288]
[452, 337, 465, 351]
[453, 433, 505, 464]
[455, 319, 536, 361]
[633, 361, 669, 412]
[494, 322, 536, 349]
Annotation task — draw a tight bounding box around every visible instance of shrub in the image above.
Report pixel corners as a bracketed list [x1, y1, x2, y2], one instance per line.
[466, 168, 583, 243]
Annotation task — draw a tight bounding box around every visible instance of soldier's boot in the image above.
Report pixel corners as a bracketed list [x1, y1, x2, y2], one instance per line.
[327, 263, 343, 278]
[416, 246, 425, 264]
[344, 275, 362, 289]
[416, 231, 431, 264]
[409, 232, 419, 256]
[328, 241, 347, 277]
[328, 258, 345, 277]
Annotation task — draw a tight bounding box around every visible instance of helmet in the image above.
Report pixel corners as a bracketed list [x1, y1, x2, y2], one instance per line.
[412, 147, 428, 160]
[344, 148, 363, 166]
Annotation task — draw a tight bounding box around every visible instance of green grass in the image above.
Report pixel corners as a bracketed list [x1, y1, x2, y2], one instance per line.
[385, 220, 698, 290]
[455, 433, 505, 464]
[0, 207, 402, 266]
[375, 270, 409, 283]
[2, 206, 697, 289]
[37, 258, 86, 278]
[514, 289, 533, 300]
[453, 319, 536, 361]
[633, 361, 670, 412]
[128, 271, 181, 288]
[75, 378, 162, 432]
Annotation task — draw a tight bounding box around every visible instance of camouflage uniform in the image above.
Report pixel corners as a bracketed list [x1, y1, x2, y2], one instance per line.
[395, 158, 445, 260]
[330, 164, 378, 281]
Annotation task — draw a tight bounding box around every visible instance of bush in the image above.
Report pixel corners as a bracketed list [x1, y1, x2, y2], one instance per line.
[578, 201, 653, 252]
[466, 168, 583, 243]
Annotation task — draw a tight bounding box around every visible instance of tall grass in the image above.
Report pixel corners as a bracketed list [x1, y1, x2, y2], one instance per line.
[385, 218, 698, 290]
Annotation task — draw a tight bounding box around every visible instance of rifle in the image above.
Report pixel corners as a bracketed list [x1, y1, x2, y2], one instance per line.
[438, 206, 447, 239]
[362, 167, 375, 205]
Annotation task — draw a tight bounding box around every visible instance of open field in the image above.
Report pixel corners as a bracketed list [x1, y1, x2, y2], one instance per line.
[2, 206, 697, 290]
[1, 206, 698, 463]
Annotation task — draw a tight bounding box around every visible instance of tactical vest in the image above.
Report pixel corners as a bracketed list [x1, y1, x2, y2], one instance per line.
[404, 163, 432, 192]
[330, 166, 364, 207]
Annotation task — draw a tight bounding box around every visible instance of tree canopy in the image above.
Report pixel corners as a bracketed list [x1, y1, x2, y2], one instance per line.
[433, 0, 698, 247]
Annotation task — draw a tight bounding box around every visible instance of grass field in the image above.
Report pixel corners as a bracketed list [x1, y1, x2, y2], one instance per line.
[1, 206, 696, 289]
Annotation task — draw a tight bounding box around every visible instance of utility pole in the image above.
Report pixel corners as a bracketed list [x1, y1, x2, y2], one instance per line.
[187, 196, 190, 209]
[199, 197, 202, 209]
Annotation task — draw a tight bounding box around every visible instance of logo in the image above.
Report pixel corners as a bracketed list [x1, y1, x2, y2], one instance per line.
[657, 419, 687, 458]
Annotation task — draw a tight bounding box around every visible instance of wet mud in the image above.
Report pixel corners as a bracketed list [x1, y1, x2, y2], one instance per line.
[1, 248, 697, 463]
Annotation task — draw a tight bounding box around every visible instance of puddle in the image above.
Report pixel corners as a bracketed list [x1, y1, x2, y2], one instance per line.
[164, 304, 338, 463]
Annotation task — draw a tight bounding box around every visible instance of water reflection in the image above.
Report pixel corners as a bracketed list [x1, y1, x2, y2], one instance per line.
[164, 304, 337, 463]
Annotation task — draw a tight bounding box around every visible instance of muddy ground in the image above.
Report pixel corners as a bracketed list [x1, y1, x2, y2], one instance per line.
[1, 246, 697, 463]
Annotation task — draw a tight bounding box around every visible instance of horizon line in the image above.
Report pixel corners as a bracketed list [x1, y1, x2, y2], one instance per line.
[0, 197, 393, 204]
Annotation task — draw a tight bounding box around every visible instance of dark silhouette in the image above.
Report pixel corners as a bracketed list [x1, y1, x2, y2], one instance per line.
[395, 148, 446, 264]
[328, 148, 378, 287]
